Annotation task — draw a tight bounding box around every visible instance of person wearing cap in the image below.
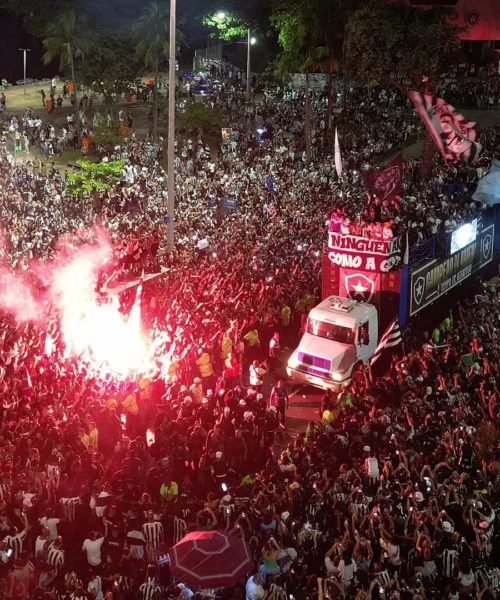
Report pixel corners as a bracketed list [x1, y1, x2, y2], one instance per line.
[249, 360, 267, 394]
[189, 378, 203, 405]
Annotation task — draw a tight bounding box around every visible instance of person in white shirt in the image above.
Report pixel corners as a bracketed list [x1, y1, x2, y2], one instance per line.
[364, 446, 379, 486]
[82, 532, 105, 566]
[246, 573, 265, 600]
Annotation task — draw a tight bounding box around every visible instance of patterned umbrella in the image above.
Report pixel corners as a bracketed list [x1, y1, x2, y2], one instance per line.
[170, 530, 253, 589]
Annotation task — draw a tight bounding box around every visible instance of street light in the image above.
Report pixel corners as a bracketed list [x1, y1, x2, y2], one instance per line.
[246, 28, 252, 103]
[167, 0, 176, 250]
[19, 48, 31, 95]
[217, 11, 226, 19]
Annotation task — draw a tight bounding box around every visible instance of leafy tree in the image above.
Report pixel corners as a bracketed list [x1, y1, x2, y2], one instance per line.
[135, 2, 177, 142]
[314, 47, 339, 130]
[92, 117, 126, 148]
[345, 0, 464, 86]
[271, 11, 313, 160]
[67, 159, 123, 195]
[177, 101, 223, 135]
[0, 0, 76, 37]
[78, 34, 143, 119]
[42, 9, 94, 145]
[203, 11, 248, 41]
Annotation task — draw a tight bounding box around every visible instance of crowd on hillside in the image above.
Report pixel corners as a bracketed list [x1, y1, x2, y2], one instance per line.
[0, 64, 499, 600]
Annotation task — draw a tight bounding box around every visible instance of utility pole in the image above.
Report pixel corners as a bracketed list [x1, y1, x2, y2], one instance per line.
[19, 48, 31, 95]
[246, 28, 251, 103]
[167, 0, 176, 250]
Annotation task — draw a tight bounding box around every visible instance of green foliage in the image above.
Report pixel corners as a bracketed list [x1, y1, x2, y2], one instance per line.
[78, 34, 143, 116]
[345, 0, 465, 85]
[92, 117, 126, 147]
[67, 159, 123, 195]
[134, 2, 170, 69]
[42, 9, 94, 71]
[0, 0, 76, 37]
[177, 102, 223, 134]
[203, 12, 248, 41]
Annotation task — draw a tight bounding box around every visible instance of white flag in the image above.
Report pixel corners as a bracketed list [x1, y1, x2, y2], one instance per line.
[334, 128, 342, 177]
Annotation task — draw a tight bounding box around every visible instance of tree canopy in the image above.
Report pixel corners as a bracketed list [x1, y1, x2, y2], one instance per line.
[345, 0, 464, 85]
[67, 159, 123, 195]
[78, 34, 142, 117]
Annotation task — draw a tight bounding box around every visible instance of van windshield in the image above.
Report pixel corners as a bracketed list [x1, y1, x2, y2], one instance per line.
[306, 318, 354, 344]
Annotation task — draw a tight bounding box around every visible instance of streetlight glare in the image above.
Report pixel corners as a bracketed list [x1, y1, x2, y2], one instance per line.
[217, 11, 226, 19]
[250, 37, 257, 45]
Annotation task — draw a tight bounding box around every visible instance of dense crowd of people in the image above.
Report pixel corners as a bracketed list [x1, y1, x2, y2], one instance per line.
[0, 63, 499, 600]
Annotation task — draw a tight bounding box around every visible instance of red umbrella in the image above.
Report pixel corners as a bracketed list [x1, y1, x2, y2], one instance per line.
[171, 530, 253, 589]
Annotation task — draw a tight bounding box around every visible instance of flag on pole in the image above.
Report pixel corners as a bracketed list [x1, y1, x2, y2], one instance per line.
[334, 128, 342, 177]
[362, 154, 403, 201]
[370, 317, 402, 365]
[403, 230, 410, 266]
[408, 91, 482, 163]
[472, 160, 500, 206]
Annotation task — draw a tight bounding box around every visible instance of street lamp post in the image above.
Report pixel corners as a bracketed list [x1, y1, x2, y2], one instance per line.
[19, 48, 31, 95]
[246, 28, 251, 103]
[167, 0, 176, 250]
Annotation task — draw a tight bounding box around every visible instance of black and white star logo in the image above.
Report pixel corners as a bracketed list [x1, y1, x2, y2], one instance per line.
[414, 276, 425, 306]
[482, 233, 492, 261]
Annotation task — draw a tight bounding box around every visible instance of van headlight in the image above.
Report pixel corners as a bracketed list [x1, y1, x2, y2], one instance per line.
[331, 371, 346, 382]
[288, 353, 299, 369]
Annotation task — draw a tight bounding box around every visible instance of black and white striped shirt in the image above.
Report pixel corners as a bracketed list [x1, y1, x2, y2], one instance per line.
[141, 521, 163, 550]
[139, 578, 160, 600]
[173, 517, 187, 544]
[47, 545, 65, 574]
[439, 548, 458, 578]
[4, 530, 27, 559]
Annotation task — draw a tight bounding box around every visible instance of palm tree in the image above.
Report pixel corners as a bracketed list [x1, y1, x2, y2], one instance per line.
[314, 47, 339, 130]
[135, 2, 170, 142]
[42, 10, 93, 146]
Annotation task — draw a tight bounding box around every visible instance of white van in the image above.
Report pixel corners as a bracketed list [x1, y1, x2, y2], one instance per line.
[287, 296, 378, 391]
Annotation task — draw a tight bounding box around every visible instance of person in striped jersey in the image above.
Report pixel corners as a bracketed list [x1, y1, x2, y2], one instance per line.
[46, 537, 65, 575]
[4, 514, 29, 560]
[141, 511, 164, 551]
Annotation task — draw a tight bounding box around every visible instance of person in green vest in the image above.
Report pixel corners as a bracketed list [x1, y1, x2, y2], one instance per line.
[432, 325, 441, 344]
[280, 305, 291, 327]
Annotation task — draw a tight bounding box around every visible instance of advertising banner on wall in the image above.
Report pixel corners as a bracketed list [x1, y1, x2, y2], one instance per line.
[409, 225, 494, 316]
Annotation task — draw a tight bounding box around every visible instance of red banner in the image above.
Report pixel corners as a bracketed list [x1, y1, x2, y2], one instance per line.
[408, 92, 482, 163]
[339, 271, 381, 304]
[363, 154, 402, 202]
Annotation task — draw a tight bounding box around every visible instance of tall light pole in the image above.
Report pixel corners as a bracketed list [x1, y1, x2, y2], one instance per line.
[19, 48, 31, 95]
[246, 28, 251, 103]
[167, 0, 176, 251]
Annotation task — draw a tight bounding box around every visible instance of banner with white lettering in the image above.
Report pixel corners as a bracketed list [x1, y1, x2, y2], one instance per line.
[328, 233, 402, 273]
[409, 225, 494, 316]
